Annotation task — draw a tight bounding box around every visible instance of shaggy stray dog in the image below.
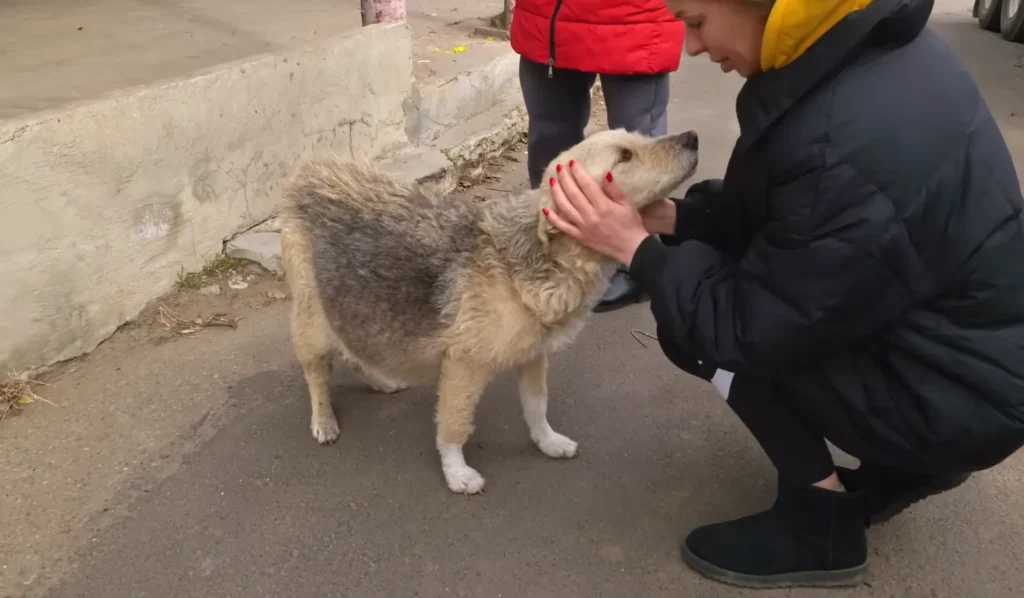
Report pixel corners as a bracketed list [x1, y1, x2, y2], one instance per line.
[279, 128, 699, 494]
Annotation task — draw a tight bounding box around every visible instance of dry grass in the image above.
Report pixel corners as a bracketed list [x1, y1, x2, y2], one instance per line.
[156, 304, 244, 335]
[175, 256, 250, 291]
[0, 373, 54, 426]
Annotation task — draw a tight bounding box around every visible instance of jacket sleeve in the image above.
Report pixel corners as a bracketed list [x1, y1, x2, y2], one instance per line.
[662, 179, 727, 250]
[629, 164, 933, 377]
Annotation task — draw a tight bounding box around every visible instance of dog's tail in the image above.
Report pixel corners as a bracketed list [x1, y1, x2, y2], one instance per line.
[280, 157, 410, 221]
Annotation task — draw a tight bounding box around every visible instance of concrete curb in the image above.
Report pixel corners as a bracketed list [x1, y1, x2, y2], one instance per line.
[386, 100, 527, 194]
[410, 51, 522, 146]
[1, 22, 421, 376]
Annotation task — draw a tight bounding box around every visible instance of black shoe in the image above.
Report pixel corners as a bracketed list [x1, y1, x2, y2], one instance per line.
[593, 268, 648, 313]
[836, 464, 972, 527]
[681, 477, 868, 589]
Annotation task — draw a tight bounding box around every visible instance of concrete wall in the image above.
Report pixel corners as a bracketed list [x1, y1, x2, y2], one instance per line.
[0, 22, 414, 374]
[410, 49, 522, 145]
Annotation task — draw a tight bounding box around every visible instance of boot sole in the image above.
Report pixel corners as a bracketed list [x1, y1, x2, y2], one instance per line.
[868, 472, 972, 525]
[681, 544, 867, 589]
[592, 292, 649, 314]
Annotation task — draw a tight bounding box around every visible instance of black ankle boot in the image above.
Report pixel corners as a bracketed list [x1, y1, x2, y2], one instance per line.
[681, 477, 868, 588]
[836, 464, 972, 526]
[593, 267, 648, 313]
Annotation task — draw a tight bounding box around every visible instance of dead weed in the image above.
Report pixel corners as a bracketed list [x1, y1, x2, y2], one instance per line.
[156, 304, 244, 335]
[1, 373, 55, 425]
[175, 256, 250, 291]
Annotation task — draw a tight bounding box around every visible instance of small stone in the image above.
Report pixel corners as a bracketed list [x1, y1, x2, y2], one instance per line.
[199, 284, 222, 296]
[225, 232, 283, 275]
[267, 289, 288, 300]
[228, 276, 248, 290]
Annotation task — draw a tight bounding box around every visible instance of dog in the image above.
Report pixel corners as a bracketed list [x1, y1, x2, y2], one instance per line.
[278, 128, 699, 494]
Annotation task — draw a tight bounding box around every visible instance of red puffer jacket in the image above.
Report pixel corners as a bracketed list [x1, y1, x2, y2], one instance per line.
[510, 0, 685, 76]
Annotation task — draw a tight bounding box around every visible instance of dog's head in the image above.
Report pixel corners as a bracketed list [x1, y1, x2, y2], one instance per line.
[537, 128, 700, 245]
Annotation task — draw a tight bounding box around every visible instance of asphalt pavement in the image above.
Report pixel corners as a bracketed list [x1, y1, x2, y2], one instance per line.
[3, 2, 1023, 597]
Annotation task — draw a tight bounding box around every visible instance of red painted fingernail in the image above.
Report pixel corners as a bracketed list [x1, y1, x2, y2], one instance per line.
[556, 164, 562, 173]
[549, 177, 555, 186]
[542, 208, 550, 216]
[569, 160, 575, 168]
[605, 172, 613, 182]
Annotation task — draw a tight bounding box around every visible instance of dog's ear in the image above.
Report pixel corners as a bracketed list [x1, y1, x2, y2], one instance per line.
[535, 190, 561, 250]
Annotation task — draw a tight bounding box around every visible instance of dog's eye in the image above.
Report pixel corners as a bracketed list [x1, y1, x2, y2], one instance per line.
[619, 148, 634, 162]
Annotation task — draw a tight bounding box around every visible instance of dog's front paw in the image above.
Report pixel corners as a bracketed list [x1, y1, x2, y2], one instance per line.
[536, 432, 579, 459]
[311, 416, 341, 445]
[443, 464, 486, 495]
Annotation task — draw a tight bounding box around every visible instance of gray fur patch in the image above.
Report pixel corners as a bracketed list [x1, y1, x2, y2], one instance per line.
[285, 162, 484, 359]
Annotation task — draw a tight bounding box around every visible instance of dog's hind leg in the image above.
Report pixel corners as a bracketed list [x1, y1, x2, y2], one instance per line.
[517, 353, 579, 459]
[282, 226, 342, 445]
[291, 293, 341, 445]
[435, 357, 493, 495]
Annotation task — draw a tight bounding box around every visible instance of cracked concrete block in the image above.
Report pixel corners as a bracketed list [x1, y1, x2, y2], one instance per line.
[379, 148, 453, 186]
[0, 22, 414, 374]
[225, 232, 283, 275]
[438, 101, 527, 167]
[245, 214, 283, 234]
[377, 95, 530, 196]
[414, 48, 521, 144]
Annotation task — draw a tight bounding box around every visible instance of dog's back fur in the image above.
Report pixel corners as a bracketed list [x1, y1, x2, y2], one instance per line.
[281, 159, 608, 383]
[279, 128, 699, 494]
[282, 161, 477, 375]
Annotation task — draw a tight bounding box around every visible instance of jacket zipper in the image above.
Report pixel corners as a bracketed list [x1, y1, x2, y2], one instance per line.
[548, 0, 565, 77]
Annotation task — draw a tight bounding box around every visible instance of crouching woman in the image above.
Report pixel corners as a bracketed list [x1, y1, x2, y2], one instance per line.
[543, 0, 1024, 588]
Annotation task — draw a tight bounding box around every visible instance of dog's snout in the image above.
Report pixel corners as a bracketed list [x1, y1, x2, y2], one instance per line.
[678, 131, 699, 151]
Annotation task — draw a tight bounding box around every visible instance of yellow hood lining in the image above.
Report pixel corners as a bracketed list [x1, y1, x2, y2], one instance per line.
[761, 0, 874, 71]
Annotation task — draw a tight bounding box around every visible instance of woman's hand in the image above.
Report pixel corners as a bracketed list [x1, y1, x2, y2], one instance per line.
[640, 198, 678, 236]
[542, 160, 650, 266]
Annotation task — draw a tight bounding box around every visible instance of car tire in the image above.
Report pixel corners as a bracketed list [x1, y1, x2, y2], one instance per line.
[1000, 0, 1024, 41]
[978, 0, 1003, 32]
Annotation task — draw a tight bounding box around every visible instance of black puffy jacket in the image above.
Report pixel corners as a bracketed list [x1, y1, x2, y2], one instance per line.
[630, 0, 1024, 473]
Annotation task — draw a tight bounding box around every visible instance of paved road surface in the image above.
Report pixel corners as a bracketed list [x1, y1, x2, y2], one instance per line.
[3, 2, 1023, 597]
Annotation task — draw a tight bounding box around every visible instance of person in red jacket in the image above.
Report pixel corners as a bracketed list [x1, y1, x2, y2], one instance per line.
[510, 0, 686, 312]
